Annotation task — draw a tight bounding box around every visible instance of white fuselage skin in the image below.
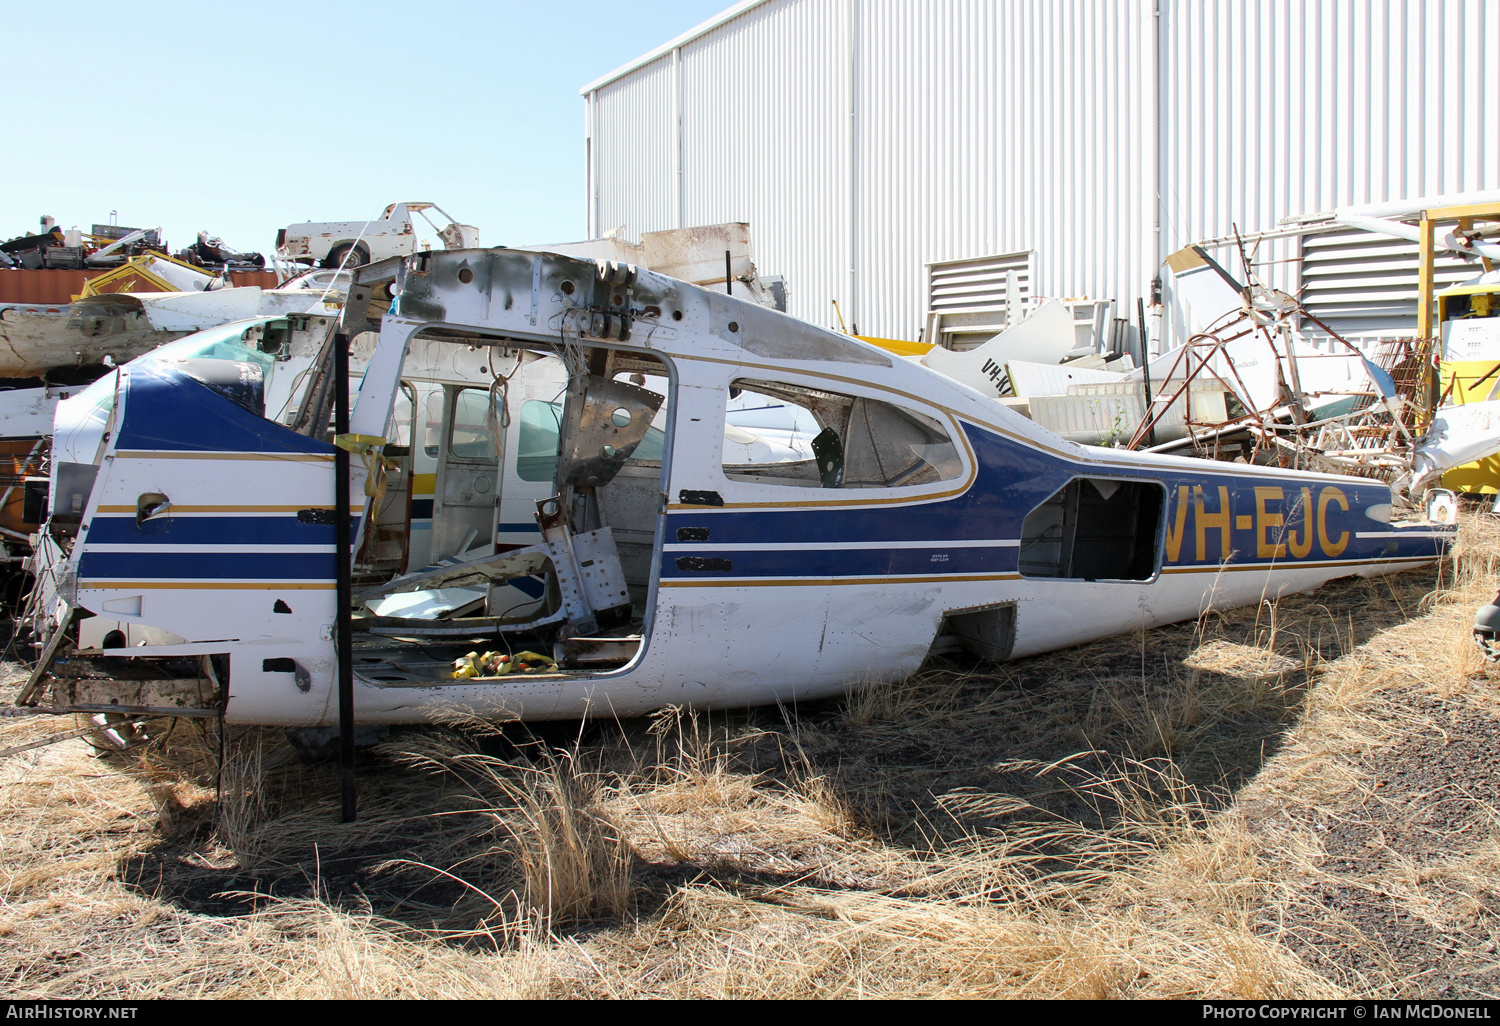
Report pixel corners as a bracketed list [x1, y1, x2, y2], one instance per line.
[55, 249, 1450, 727]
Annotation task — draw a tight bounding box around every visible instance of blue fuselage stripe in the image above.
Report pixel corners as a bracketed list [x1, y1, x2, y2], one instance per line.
[658, 423, 1450, 582]
[79, 551, 335, 580]
[86, 516, 344, 546]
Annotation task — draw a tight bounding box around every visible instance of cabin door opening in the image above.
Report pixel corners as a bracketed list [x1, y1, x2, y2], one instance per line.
[351, 342, 674, 683]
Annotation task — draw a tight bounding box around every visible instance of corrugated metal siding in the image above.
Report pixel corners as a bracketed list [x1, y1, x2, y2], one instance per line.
[593, 56, 677, 244]
[1158, 0, 1500, 344]
[588, 0, 1500, 342]
[853, 0, 1154, 338]
[1159, 0, 1499, 251]
[679, 0, 853, 331]
[1299, 229, 1477, 337]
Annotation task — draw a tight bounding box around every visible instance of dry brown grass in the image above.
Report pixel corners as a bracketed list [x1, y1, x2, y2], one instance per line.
[382, 728, 633, 933]
[4, 511, 1500, 997]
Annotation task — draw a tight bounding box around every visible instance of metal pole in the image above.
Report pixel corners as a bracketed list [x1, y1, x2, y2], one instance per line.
[1417, 213, 1436, 340]
[333, 330, 356, 823]
[1138, 298, 1156, 447]
[1417, 214, 1438, 429]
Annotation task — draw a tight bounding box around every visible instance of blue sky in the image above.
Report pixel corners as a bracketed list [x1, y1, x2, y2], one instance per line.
[2, 0, 730, 257]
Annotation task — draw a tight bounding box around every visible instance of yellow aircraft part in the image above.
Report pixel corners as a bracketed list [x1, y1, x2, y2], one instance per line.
[75, 260, 178, 298]
[1440, 358, 1500, 494]
[75, 252, 221, 298]
[857, 335, 932, 358]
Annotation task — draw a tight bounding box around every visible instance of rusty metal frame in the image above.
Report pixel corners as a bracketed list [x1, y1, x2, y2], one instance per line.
[1124, 324, 1271, 450]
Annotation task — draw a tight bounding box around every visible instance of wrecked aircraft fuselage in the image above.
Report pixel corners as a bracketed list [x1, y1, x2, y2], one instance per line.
[18, 248, 1455, 727]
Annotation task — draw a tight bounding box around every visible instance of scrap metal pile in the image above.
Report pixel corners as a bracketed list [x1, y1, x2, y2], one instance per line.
[911, 235, 1497, 513]
[1, 216, 262, 273]
[1120, 272, 1435, 494]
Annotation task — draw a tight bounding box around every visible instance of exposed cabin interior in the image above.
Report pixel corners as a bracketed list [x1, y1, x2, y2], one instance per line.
[326, 333, 674, 686]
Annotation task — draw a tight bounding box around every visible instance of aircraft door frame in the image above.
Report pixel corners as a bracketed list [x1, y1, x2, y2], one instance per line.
[430, 384, 503, 560]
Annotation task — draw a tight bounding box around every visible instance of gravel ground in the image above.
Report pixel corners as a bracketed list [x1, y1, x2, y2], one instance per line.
[1252, 688, 1500, 997]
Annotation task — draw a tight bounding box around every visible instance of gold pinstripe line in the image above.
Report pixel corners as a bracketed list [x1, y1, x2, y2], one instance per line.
[660, 572, 1023, 588]
[79, 581, 336, 590]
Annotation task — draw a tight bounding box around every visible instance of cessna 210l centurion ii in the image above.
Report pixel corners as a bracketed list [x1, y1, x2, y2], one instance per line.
[15, 248, 1454, 728]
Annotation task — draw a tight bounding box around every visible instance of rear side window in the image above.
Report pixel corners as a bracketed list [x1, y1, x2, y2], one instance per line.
[448, 388, 497, 461]
[722, 379, 961, 489]
[843, 396, 961, 487]
[517, 400, 562, 482]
